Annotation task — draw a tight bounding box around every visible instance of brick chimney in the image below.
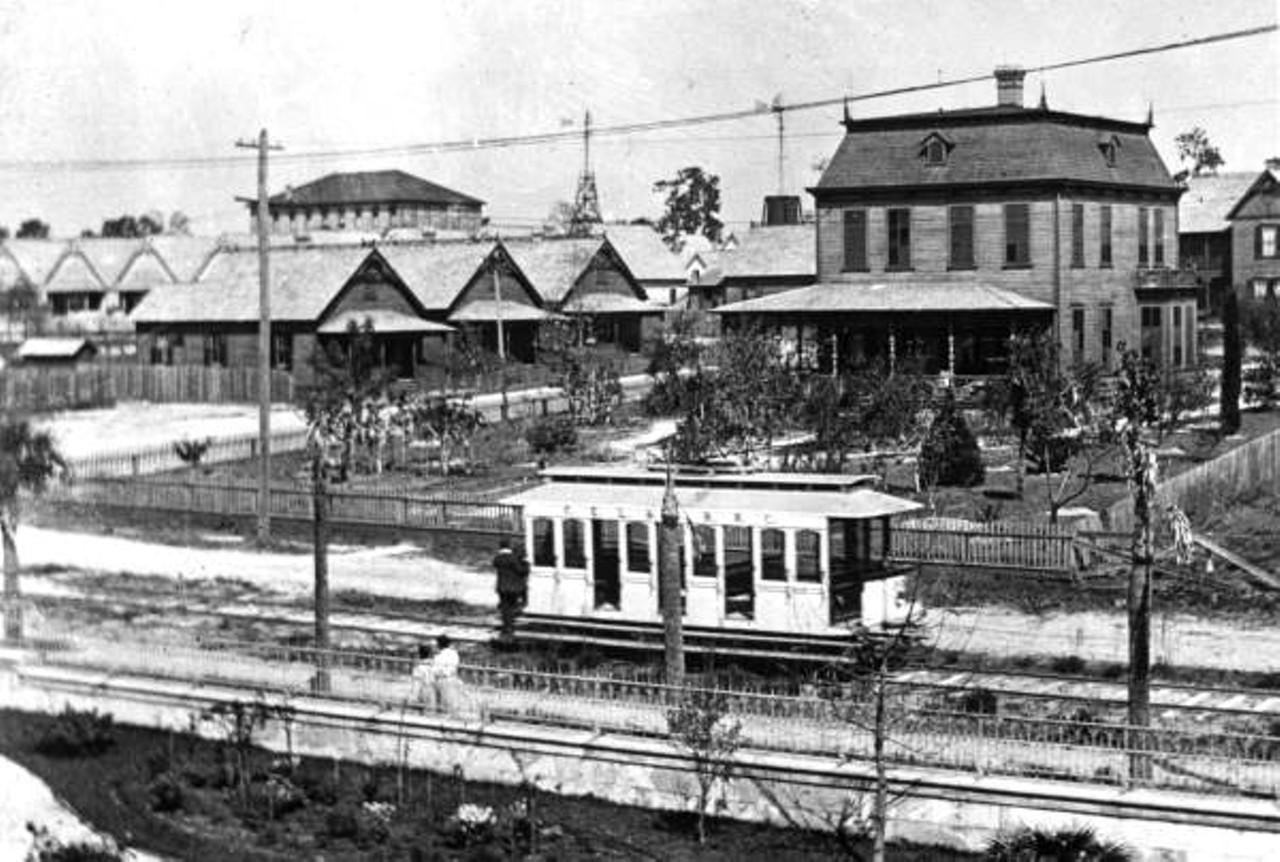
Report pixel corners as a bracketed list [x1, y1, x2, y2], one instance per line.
[994, 66, 1026, 108]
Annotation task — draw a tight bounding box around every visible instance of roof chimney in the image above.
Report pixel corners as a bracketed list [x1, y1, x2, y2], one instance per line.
[994, 66, 1026, 108]
[1266, 157, 1280, 171]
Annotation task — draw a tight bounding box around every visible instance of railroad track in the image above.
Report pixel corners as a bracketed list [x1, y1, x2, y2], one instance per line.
[23, 579, 1280, 724]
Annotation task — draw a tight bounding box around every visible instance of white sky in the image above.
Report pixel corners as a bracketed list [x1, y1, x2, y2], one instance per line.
[0, 0, 1276, 237]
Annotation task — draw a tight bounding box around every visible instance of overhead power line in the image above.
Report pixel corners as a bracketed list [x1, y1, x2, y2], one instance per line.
[0, 23, 1273, 175]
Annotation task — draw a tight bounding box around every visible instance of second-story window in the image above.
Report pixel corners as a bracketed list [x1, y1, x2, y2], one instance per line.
[949, 206, 974, 269]
[1138, 207, 1150, 267]
[1004, 203, 1030, 267]
[843, 209, 867, 271]
[887, 208, 911, 269]
[1257, 225, 1279, 259]
[1100, 205, 1113, 267]
[1071, 204, 1085, 268]
[1154, 208, 1165, 266]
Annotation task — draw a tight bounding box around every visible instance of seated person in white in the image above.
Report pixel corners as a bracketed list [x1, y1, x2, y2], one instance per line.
[431, 634, 464, 713]
[411, 641, 438, 710]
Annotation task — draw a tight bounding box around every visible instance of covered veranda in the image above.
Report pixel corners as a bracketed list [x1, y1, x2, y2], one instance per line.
[317, 308, 455, 381]
[715, 282, 1054, 376]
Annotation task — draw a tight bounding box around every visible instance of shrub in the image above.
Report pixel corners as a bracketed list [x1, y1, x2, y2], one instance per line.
[148, 772, 185, 813]
[918, 392, 985, 488]
[525, 416, 577, 455]
[35, 707, 116, 758]
[985, 824, 1134, 861]
[24, 824, 124, 862]
[252, 775, 307, 819]
[1050, 654, 1087, 675]
[957, 687, 999, 716]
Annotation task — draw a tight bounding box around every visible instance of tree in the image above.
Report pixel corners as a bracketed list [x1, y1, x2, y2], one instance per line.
[654, 166, 724, 251]
[918, 390, 985, 488]
[168, 211, 192, 235]
[2, 276, 47, 339]
[542, 200, 577, 236]
[100, 214, 164, 239]
[1173, 127, 1225, 182]
[1241, 295, 1280, 408]
[536, 315, 622, 426]
[1221, 288, 1243, 433]
[666, 689, 743, 844]
[16, 219, 50, 239]
[992, 331, 1104, 513]
[0, 226, 9, 241]
[985, 824, 1134, 862]
[1, 419, 64, 641]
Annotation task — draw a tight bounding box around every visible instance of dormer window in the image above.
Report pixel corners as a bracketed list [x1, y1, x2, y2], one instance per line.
[1098, 135, 1121, 167]
[919, 132, 953, 166]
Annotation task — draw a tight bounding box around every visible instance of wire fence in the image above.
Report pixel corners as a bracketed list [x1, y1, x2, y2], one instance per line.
[61, 429, 311, 479]
[26, 633, 1280, 797]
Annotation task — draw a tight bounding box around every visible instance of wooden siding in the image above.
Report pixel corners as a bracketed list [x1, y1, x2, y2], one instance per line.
[815, 195, 1179, 366]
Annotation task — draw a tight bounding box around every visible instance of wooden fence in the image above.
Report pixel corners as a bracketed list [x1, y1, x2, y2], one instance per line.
[50, 476, 521, 536]
[0, 365, 297, 411]
[1105, 425, 1280, 532]
[890, 520, 1079, 572]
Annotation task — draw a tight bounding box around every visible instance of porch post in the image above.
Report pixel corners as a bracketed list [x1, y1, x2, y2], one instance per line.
[947, 322, 956, 377]
[888, 326, 897, 373]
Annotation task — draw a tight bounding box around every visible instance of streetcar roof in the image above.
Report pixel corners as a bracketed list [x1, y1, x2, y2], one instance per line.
[538, 465, 881, 493]
[504, 482, 922, 520]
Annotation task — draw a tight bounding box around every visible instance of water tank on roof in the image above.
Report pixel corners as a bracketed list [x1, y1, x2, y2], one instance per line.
[762, 195, 802, 226]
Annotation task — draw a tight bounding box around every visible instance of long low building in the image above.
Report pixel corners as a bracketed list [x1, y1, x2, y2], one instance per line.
[130, 236, 664, 386]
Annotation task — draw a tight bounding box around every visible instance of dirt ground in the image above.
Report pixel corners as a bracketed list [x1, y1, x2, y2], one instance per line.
[36, 403, 306, 460]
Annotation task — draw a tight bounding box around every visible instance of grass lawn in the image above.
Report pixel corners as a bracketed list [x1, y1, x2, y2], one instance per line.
[0, 709, 976, 861]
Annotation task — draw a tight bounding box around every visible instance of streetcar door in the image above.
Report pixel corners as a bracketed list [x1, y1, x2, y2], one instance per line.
[723, 525, 754, 621]
[591, 519, 621, 611]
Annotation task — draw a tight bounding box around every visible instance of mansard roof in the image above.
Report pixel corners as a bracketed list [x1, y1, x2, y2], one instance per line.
[814, 105, 1178, 195]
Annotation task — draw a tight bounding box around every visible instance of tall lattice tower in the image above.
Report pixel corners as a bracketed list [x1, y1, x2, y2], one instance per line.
[569, 110, 602, 236]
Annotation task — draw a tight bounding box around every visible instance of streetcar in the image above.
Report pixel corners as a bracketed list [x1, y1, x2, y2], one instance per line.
[503, 466, 923, 653]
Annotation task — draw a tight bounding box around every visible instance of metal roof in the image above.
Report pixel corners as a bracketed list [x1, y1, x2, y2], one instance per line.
[715, 281, 1053, 315]
[504, 481, 921, 520]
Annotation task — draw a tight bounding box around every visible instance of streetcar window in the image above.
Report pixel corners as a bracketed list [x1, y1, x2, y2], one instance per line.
[693, 525, 717, 578]
[761, 529, 787, 581]
[563, 519, 586, 569]
[532, 518, 555, 566]
[626, 522, 650, 573]
[796, 530, 822, 582]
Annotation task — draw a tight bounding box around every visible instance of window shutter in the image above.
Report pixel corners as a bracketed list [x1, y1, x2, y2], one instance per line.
[1259, 225, 1266, 259]
[843, 210, 867, 271]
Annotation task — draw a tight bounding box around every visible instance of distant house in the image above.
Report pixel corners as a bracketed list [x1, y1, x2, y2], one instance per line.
[689, 223, 815, 311]
[1225, 163, 1280, 301]
[1178, 172, 1257, 315]
[242, 170, 485, 237]
[133, 246, 454, 383]
[16, 336, 97, 366]
[600, 225, 687, 305]
[507, 236, 659, 352]
[717, 66, 1195, 374]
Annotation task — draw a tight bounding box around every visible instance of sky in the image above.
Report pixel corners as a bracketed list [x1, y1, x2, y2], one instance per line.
[0, 0, 1275, 238]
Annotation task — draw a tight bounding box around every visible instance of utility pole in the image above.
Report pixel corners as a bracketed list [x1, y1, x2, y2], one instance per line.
[659, 453, 685, 686]
[493, 245, 509, 421]
[236, 129, 283, 542]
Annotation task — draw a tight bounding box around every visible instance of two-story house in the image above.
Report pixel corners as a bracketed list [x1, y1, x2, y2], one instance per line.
[717, 67, 1197, 374]
[1225, 163, 1280, 301]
